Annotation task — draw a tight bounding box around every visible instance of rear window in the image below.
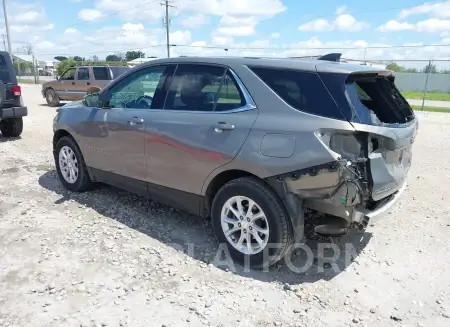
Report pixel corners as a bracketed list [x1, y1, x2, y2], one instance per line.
[345, 75, 415, 126]
[249, 67, 345, 120]
[0, 54, 12, 83]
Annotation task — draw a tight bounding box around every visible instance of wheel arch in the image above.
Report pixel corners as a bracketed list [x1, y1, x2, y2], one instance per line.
[204, 168, 305, 243]
[53, 129, 73, 149]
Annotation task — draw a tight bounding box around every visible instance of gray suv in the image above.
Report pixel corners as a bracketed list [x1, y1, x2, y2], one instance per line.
[52, 55, 418, 267]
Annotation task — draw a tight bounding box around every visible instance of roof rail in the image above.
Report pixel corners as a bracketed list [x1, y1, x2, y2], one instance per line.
[317, 53, 342, 62]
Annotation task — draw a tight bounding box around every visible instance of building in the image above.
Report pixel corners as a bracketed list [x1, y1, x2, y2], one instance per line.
[12, 54, 60, 76]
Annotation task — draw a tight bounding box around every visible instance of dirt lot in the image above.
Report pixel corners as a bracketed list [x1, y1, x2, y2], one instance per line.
[1, 84, 450, 327]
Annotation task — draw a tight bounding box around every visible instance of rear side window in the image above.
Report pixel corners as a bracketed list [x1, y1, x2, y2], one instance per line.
[93, 67, 110, 80]
[0, 54, 12, 83]
[249, 67, 344, 120]
[164, 64, 245, 112]
[345, 75, 415, 125]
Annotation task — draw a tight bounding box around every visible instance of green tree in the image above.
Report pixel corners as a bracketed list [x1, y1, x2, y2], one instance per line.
[54, 56, 68, 61]
[404, 68, 418, 73]
[422, 63, 437, 74]
[125, 51, 145, 61]
[73, 56, 83, 62]
[386, 62, 405, 72]
[56, 59, 77, 77]
[106, 54, 121, 61]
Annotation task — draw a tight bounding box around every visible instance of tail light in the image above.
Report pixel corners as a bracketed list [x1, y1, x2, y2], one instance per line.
[12, 85, 21, 97]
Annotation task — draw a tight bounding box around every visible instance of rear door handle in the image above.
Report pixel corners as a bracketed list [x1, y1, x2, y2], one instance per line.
[72, 82, 75, 85]
[213, 122, 235, 132]
[87, 82, 90, 85]
[128, 117, 144, 125]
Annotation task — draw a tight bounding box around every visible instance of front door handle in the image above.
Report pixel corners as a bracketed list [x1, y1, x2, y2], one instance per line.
[87, 82, 91, 85]
[213, 122, 235, 132]
[72, 82, 75, 85]
[128, 117, 144, 125]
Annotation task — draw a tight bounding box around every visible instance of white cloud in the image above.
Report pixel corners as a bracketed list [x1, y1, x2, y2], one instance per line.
[377, 18, 450, 33]
[78, 9, 104, 21]
[213, 16, 258, 37]
[377, 20, 414, 32]
[169, 30, 192, 45]
[335, 5, 347, 15]
[399, 1, 450, 19]
[298, 14, 368, 32]
[298, 18, 331, 32]
[176, 0, 286, 18]
[64, 28, 79, 35]
[271, 32, 280, 39]
[179, 14, 210, 28]
[416, 18, 450, 32]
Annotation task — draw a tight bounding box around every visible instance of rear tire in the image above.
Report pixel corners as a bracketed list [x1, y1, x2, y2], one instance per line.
[54, 136, 92, 192]
[211, 177, 294, 269]
[0, 117, 23, 137]
[45, 88, 60, 107]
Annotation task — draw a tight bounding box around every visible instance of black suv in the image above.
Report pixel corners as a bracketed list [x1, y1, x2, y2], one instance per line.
[0, 51, 27, 138]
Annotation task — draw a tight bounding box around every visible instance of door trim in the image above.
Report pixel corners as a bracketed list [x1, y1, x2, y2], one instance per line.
[87, 167, 205, 216]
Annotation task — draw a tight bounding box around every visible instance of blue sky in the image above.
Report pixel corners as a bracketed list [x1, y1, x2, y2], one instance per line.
[3, 0, 450, 64]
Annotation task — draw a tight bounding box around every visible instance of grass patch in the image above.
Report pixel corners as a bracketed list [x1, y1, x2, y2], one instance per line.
[402, 91, 450, 101]
[411, 105, 450, 113]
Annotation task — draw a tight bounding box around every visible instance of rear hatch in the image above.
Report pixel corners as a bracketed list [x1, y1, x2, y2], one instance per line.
[344, 72, 418, 200]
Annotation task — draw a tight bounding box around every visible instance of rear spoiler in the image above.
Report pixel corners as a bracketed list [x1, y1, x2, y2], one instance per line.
[317, 53, 342, 62]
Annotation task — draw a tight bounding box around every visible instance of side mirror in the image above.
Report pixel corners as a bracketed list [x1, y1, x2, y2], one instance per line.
[83, 92, 101, 107]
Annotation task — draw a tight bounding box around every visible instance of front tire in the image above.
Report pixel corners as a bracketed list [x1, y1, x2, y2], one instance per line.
[211, 177, 294, 269]
[0, 117, 23, 137]
[45, 88, 60, 107]
[54, 136, 92, 192]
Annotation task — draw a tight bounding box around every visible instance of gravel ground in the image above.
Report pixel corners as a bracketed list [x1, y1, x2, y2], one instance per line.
[1, 84, 450, 327]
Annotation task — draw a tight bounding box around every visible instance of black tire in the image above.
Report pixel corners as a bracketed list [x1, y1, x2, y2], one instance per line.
[0, 117, 23, 137]
[54, 136, 92, 192]
[211, 177, 294, 269]
[45, 88, 60, 107]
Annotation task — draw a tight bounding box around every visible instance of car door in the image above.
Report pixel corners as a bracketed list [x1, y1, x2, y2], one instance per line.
[74, 67, 91, 98]
[144, 63, 258, 196]
[54, 67, 77, 101]
[81, 65, 172, 192]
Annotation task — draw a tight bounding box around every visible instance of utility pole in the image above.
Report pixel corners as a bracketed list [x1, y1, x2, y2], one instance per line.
[2, 0, 12, 57]
[2, 34, 5, 50]
[161, 0, 175, 58]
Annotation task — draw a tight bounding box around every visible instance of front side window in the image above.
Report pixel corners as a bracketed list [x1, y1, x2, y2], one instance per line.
[107, 66, 167, 109]
[164, 64, 245, 112]
[77, 68, 90, 80]
[61, 67, 76, 80]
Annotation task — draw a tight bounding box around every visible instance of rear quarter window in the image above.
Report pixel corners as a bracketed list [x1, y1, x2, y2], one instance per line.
[249, 67, 345, 120]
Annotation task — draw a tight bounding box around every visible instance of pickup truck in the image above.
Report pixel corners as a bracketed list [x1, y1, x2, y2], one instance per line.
[41, 65, 130, 106]
[0, 51, 27, 138]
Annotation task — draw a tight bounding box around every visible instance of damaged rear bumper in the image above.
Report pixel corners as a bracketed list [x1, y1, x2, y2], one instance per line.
[353, 180, 407, 228]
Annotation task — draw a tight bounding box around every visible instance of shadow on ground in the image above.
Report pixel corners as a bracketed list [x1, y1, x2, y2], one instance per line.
[0, 135, 22, 142]
[38, 170, 372, 285]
